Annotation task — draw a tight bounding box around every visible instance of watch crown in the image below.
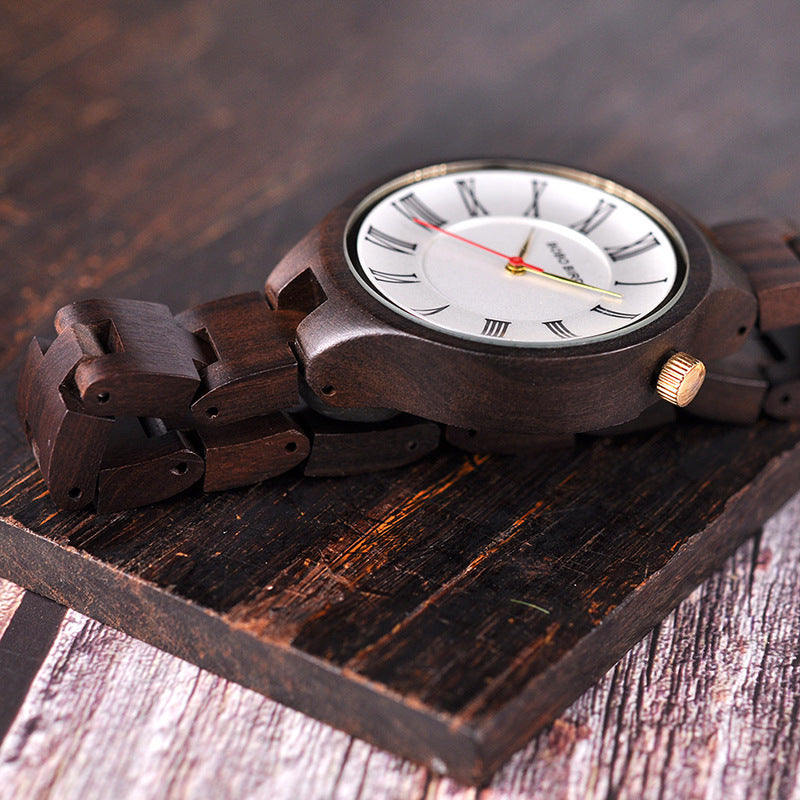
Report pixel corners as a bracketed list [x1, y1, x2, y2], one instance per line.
[656, 352, 706, 407]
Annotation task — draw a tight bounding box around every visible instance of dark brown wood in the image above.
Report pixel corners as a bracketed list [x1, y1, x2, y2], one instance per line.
[16, 334, 114, 509]
[199, 413, 310, 491]
[445, 426, 575, 453]
[688, 309, 800, 425]
[269, 176, 757, 436]
[712, 219, 800, 331]
[55, 299, 206, 421]
[762, 325, 800, 419]
[299, 411, 441, 475]
[18, 299, 218, 511]
[96, 420, 204, 513]
[690, 372, 768, 424]
[21, 295, 312, 510]
[176, 293, 304, 426]
[688, 334, 772, 423]
[765, 379, 800, 418]
[588, 397, 677, 435]
[1, 416, 799, 783]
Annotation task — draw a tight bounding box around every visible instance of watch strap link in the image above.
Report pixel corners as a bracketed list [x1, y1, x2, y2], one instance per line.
[17, 293, 439, 512]
[689, 219, 800, 424]
[712, 219, 800, 332]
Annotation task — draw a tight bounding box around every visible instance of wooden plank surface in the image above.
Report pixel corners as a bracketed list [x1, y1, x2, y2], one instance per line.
[0, 580, 26, 639]
[0, 589, 66, 741]
[3, 0, 800, 795]
[2, 412, 800, 782]
[1, 498, 800, 800]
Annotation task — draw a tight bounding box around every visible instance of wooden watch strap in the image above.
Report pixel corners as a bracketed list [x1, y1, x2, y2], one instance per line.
[689, 220, 800, 423]
[711, 219, 800, 332]
[17, 293, 440, 512]
[18, 218, 800, 511]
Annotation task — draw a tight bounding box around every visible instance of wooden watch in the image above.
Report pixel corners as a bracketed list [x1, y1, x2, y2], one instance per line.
[16, 159, 800, 512]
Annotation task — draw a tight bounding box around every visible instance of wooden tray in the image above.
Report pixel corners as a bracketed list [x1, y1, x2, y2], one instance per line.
[1, 415, 799, 784]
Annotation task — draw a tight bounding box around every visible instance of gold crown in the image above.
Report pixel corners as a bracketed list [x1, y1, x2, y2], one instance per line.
[656, 352, 706, 407]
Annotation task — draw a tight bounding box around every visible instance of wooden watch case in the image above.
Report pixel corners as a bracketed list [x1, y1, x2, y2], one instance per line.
[266, 165, 758, 435]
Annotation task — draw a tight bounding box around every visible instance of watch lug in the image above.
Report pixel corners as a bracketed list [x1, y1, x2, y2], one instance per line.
[266, 226, 328, 313]
[690, 239, 758, 362]
[295, 300, 403, 409]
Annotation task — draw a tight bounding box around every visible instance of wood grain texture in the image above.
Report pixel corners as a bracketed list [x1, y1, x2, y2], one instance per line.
[712, 219, 800, 332]
[0, 580, 26, 640]
[54, 298, 207, 420]
[4, 0, 800, 794]
[199, 413, 310, 491]
[1, 416, 799, 782]
[95, 424, 205, 513]
[15, 333, 114, 509]
[299, 411, 442, 476]
[175, 293, 303, 425]
[0, 591, 66, 742]
[1, 496, 800, 800]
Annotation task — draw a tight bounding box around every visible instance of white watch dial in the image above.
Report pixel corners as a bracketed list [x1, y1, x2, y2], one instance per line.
[345, 162, 687, 347]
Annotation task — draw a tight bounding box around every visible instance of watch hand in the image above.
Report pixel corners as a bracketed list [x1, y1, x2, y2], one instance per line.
[413, 218, 623, 299]
[504, 230, 535, 274]
[412, 217, 544, 271]
[516, 263, 623, 298]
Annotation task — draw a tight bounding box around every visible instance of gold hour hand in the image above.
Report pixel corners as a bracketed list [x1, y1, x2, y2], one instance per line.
[505, 230, 534, 275]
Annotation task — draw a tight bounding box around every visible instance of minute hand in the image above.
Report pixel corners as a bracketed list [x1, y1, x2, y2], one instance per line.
[517, 263, 622, 298]
[413, 218, 623, 299]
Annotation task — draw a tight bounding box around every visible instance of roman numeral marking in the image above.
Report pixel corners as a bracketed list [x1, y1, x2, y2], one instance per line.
[364, 226, 418, 255]
[369, 269, 420, 284]
[592, 304, 638, 319]
[570, 199, 616, 234]
[522, 179, 547, 218]
[412, 304, 450, 316]
[605, 232, 660, 261]
[456, 178, 490, 216]
[392, 193, 447, 228]
[614, 277, 668, 286]
[481, 318, 510, 338]
[543, 319, 576, 339]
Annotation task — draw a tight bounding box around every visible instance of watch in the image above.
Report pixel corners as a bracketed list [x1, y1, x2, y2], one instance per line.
[16, 159, 800, 512]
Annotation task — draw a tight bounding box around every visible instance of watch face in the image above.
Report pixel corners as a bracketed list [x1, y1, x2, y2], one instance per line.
[344, 161, 688, 347]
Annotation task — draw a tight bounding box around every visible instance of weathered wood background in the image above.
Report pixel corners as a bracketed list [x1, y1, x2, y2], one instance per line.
[3, 1, 800, 797]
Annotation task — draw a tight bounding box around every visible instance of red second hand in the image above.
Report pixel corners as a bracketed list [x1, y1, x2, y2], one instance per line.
[413, 218, 544, 273]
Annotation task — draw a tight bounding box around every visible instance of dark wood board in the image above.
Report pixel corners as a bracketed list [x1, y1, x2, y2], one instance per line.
[2, 409, 800, 783]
